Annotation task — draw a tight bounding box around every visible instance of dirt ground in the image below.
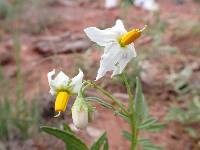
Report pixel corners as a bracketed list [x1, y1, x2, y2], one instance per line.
[0, 0, 200, 150]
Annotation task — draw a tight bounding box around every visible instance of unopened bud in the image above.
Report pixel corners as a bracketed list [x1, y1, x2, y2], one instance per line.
[72, 96, 89, 129]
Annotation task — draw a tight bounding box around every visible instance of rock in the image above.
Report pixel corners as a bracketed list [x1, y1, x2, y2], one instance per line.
[140, 60, 161, 85]
[33, 32, 90, 56]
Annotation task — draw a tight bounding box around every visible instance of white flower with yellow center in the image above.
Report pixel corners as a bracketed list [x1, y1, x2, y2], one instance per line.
[47, 69, 84, 117]
[84, 19, 146, 80]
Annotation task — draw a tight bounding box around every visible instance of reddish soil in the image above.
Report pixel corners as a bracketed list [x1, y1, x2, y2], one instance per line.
[1, 0, 200, 150]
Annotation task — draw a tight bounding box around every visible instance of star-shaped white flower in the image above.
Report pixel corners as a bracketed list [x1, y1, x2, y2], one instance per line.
[84, 19, 141, 80]
[47, 69, 84, 95]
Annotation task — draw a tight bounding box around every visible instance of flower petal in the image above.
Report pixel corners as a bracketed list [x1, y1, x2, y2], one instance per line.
[112, 44, 136, 76]
[109, 19, 127, 35]
[53, 71, 69, 88]
[47, 69, 56, 95]
[71, 69, 84, 93]
[96, 43, 122, 80]
[47, 69, 55, 85]
[84, 27, 117, 46]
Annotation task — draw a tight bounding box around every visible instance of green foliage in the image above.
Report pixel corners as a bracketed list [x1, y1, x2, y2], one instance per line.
[90, 132, 108, 150]
[132, 78, 164, 149]
[0, 98, 11, 139]
[41, 124, 109, 150]
[0, 98, 40, 140]
[133, 78, 165, 132]
[0, 0, 60, 33]
[166, 96, 200, 139]
[166, 67, 192, 94]
[121, 0, 133, 8]
[0, 32, 40, 140]
[146, 13, 167, 48]
[63, 123, 74, 133]
[41, 126, 89, 150]
[134, 78, 148, 125]
[0, 66, 39, 140]
[0, 0, 26, 20]
[122, 130, 132, 141]
[0, 0, 10, 19]
[166, 96, 200, 124]
[138, 117, 165, 132]
[138, 138, 163, 150]
[41, 125, 109, 150]
[122, 131, 163, 150]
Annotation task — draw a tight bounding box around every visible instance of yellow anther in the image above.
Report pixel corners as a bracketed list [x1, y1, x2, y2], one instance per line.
[119, 25, 147, 46]
[55, 91, 70, 114]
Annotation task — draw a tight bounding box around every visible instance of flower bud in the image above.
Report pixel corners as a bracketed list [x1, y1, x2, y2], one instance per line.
[72, 96, 89, 129]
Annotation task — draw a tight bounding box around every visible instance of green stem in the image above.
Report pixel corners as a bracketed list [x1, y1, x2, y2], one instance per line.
[86, 96, 129, 121]
[87, 81, 129, 115]
[121, 73, 137, 150]
[121, 73, 134, 110]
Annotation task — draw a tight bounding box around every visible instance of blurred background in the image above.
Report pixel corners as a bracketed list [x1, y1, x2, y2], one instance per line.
[0, 0, 200, 149]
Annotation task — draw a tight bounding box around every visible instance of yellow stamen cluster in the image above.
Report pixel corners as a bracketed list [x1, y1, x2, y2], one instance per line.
[54, 91, 70, 117]
[119, 25, 147, 47]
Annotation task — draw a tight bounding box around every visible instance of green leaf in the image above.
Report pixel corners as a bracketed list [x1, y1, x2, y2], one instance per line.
[145, 123, 165, 132]
[138, 117, 165, 132]
[138, 117, 157, 129]
[63, 123, 73, 133]
[103, 138, 109, 150]
[41, 126, 89, 150]
[122, 130, 132, 141]
[139, 138, 163, 150]
[114, 111, 130, 122]
[185, 128, 198, 138]
[134, 77, 148, 124]
[90, 132, 108, 150]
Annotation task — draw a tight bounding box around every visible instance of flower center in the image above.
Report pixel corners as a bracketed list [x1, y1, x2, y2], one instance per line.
[54, 91, 70, 116]
[119, 25, 147, 47]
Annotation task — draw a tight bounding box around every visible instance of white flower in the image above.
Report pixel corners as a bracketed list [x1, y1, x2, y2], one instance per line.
[134, 0, 159, 11]
[72, 96, 89, 129]
[47, 69, 84, 95]
[84, 19, 138, 80]
[47, 69, 84, 116]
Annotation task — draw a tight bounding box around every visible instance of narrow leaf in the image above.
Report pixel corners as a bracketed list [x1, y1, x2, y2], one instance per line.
[90, 132, 107, 150]
[63, 123, 73, 133]
[103, 138, 109, 150]
[134, 77, 148, 124]
[122, 130, 132, 141]
[139, 138, 163, 150]
[138, 117, 157, 129]
[41, 126, 88, 150]
[145, 123, 165, 132]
